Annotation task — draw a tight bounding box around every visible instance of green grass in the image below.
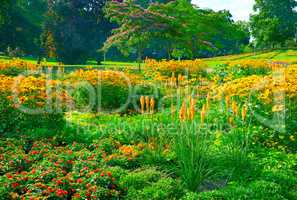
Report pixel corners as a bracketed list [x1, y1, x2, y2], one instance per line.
[203, 50, 297, 66]
[1, 49, 297, 72]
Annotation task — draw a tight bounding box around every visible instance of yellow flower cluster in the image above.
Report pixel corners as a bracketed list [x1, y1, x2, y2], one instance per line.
[215, 65, 297, 103]
[0, 58, 43, 71]
[145, 59, 208, 77]
[69, 69, 141, 87]
[0, 75, 70, 108]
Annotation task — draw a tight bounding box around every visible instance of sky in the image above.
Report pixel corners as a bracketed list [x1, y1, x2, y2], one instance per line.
[192, 0, 255, 21]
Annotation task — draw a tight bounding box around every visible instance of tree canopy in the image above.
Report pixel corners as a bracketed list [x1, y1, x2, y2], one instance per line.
[251, 0, 297, 48]
[43, 0, 113, 64]
[103, 0, 250, 59]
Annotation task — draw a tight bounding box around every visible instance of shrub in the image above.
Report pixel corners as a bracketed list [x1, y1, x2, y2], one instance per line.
[69, 69, 161, 113]
[121, 168, 183, 200]
[195, 181, 286, 200]
[0, 58, 42, 76]
[0, 75, 69, 135]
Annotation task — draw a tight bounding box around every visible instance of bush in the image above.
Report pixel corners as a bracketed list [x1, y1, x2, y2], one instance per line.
[0, 75, 69, 135]
[0, 58, 41, 76]
[121, 168, 183, 200]
[69, 70, 161, 113]
[195, 181, 286, 200]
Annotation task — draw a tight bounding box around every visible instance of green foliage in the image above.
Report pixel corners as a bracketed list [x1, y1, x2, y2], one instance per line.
[104, 0, 250, 59]
[174, 125, 217, 191]
[43, 0, 113, 64]
[0, 0, 47, 54]
[251, 0, 297, 48]
[0, 66, 25, 76]
[121, 168, 184, 200]
[0, 95, 65, 136]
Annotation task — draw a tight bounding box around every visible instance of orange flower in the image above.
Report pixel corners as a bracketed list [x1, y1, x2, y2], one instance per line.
[145, 96, 150, 113]
[140, 96, 145, 113]
[225, 96, 230, 112]
[150, 97, 155, 113]
[201, 109, 205, 127]
[242, 104, 247, 121]
[232, 101, 238, 116]
[189, 97, 196, 120]
[179, 101, 186, 121]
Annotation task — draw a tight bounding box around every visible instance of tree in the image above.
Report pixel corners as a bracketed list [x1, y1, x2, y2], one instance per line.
[43, 0, 113, 64]
[103, 0, 250, 60]
[0, 0, 47, 54]
[250, 0, 297, 48]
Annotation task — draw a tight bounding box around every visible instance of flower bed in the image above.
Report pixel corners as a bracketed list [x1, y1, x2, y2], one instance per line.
[0, 75, 71, 135]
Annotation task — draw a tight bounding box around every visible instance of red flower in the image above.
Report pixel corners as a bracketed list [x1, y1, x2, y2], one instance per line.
[107, 171, 112, 177]
[11, 182, 19, 188]
[31, 169, 36, 174]
[100, 171, 105, 177]
[74, 193, 81, 198]
[77, 178, 83, 183]
[6, 173, 13, 179]
[31, 150, 39, 155]
[56, 189, 68, 197]
[56, 180, 63, 185]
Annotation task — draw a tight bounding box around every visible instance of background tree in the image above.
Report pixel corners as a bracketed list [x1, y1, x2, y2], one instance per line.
[43, 0, 113, 64]
[103, 0, 250, 60]
[0, 0, 47, 54]
[251, 0, 297, 48]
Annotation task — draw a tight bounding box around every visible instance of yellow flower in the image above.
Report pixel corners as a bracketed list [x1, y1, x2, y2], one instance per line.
[272, 105, 285, 112]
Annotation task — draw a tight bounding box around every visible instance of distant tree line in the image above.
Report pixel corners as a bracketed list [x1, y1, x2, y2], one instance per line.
[0, 0, 296, 64]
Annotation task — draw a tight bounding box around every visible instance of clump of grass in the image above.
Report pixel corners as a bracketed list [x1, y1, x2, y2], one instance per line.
[174, 124, 217, 191]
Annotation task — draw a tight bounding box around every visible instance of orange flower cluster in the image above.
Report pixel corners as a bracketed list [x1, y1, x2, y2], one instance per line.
[145, 59, 208, 78]
[178, 96, 196, 121]
[140, 96, 155, 113]
[215, 65, 297, 103]
[0, 75, 71, 108]
[0, 58, 43, 72]
[69, 69, 141, 87]
[104, 144, 143, 163]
